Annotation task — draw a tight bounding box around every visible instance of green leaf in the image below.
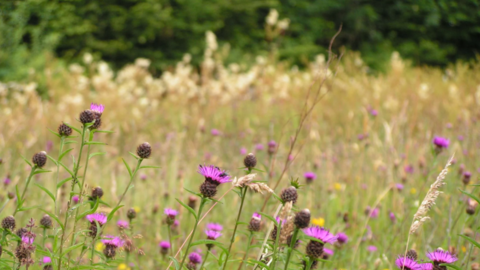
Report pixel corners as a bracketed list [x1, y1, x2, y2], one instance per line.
[20, 155, 32, 167]
[47, 155, 58, 166]
[60, 243, 83, 257]
[33, 169, 52, 175]
[64, 123, 81, 134]
[168, 256, 180, 270]
[34, 183, 55, 202]
[57, 177, 73, 189]
[107, 205, 124, 221]
[88, 152, 105, 160]
[128, 152, 139, 160]
[122, 158, 133, 177]
[442, 264, 462, 270]
[39, 208, 64, 230]
[93, 130, 114, 134]
[48, 128, 61, 138]
[76, 200, 100, 221]
[15, 185, 23, 209]
[18, 205, 39, 212]
[176, 198, 197, 219]
[85, 141, 106, 145]
[460, 189, 480, 205]
[245, 259, 269, 268]
[184, 188, 201, 197]
[140, 165, 161, 169]
[58, 148, 74, 162]
[64, 140, 77, 145]
[58, 161, 74, 177]
[259, 212, 279, 227]
[460, 234, 480, 249]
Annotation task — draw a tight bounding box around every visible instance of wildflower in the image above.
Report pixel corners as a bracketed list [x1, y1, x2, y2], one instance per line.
[16, 228, 27, 238]
[321, 248, 334, 260]
[32, 151, 47, 168]
[40, 215, 52, 229]
[205, 230, 221, 250]
[294, 209, 311, 229]
[366, 207, 379, 218]
[159, 241, 170, 255]
[420, 263, 433, 270]
[102, 235, 124, 259]
[58, 123, 72, 137]
[280, 186, 298, 204]
[91, 187, 104, 200]
[187, 252, 202, 270]
[117, 220, 129, 229]
[432, 136, 449, 153]
[243, 153, 257, 170]
[312, 217, 325, 227]
[90, 103, 104, 116]
[369, 109, 378, 117]
[304, 172, 316, 184]
[426, 249, 457, 267]
[21, 235, 35, 244]
[240, 147, 247, 155]
[127, 208, 137, 220]
[406, 249, 418, 260]
[396, 183, 404, 191]
[303, 226, 337, 258]
[404, 165, 414, 174]
[410, 188, 417, 194]
[198, 165, 231, 198]
[462, 171, 472, 185]
[79, 109, 95, 124]
[42, 256, 52, 269]
[210, 129, 220, 136]
[86, 213, 107, 237]
[367, 245, 377, 252]
[206, 223, 223, 232]
[389, 211, 396, 223]
[255, 144, 264, 151]
[140, 174, 147, 181]
[3, 175, 11, 186]
[248, 213, 261, 232]
[188, 196, 197, 208]
[72, 195, 79, 204]
[164, 208, 178, 225]
[267, 140, 277, 155]
[395, 256, 421, 270]
[1, 216, 15, 231]
[136, 142, 152, 159]
[336, 232, 348, 244]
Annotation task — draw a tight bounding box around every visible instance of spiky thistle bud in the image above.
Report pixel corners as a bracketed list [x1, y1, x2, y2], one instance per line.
[7, 192, 14, 199]
[90, 117, 102, 130]
[79, 110, 95, 124]
[91, 187, 104, 200]
[248, 213, 262, 232]
[244, 153, 257, 170]
[127, 208, 137, 220]
[1, 216, 15, 231]
[406, 249, 418, 260]
[200, 181, 217, 198]
[32, 151, 47, 168]
[294, 209, 311, 229]
[306, 241, 324, 258]
[280, 186, 298, 204]
[58, 123, 73, 137]
[40, 215, 53, 229]
[16, 228, 27, 238]
[188, 196, 197, 209]
[137, 142, 151, 159]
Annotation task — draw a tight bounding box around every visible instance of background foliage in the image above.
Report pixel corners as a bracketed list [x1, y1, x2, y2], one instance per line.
[1, 0, 480, 81]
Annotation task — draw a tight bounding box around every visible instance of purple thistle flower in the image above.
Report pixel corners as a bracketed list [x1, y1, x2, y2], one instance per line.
[302, 226, 337, 244]
[304, 172, 317, 182]
[389, 211, 396, 223]
[188, 252, 202, 264]
[432, 136, 449, 149]
[117, 220, 129, 229]
[404, 165, 414, 174]
[396, 183, 404, 191]
[159, 241, 171, 249]
[101, 235, 124, 247]
[458, 135, 464, 141]
[252, 212, 261, 219]
[240, 147, 247, 155]
[86, 213, 107, 225]
[255, 144, 264, 151]
[206, 223, 223, 232]
[3, 176, 11, 186]
[211, 129, 220, 136]
[164, 208, 178, 219]
[367, 245, 377, 252]
[22, 235, 35, 244]
[90, 103, 105, 114]
[369, 207, 379, 218]
[42, 256, 52, 264]
[140, 174, 147, 181]
[426, 249, 457, 264]
[323, 248, 334, 256]
[369, 109, 378, 116]
[421, 263, 433, 270]
[205, 230, 222, 240]
[72, 195, 79, 204]
[173, 220, 180, 227]
[395, 256, 422, 270]
[197, 165, 231, 184]
[336, 232, 348, 244]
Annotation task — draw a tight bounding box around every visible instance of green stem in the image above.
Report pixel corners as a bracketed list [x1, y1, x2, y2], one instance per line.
[115, 158, 143, 210]
[222, 186, 248, 270]
[57, 125, 88, 270]
[90, 238, 96, 265]
[199, 251, 210, 270]
[0, 198, 10, 214]
[55, 136, 65, 216]
[179, 198, 207, 270]
[305, 257, 314, 270]
[284, 227, 299, 270]
[241, 232, 254, 270]
[270, 220, 282, 268]
[168, 225, 174, 256]
[13, 165, 37, 216]
[43, 228, 46, 249]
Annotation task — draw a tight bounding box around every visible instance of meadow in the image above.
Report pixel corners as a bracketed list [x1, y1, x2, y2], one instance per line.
[0, 31, 479, 270]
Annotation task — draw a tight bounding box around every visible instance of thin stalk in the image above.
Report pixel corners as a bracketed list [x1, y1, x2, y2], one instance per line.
[57, 125, 88, 270]
[221, 186, 248, 270]
[168, 226, 174, 256]
[90, 238, 96, 265]
[241, 232, 254, 270]
[13, 165, 38, 216]
[305, 257, 314, 270]
[115, 158, 143, 210]
[178, 198, 207, 270]
[55, 136, 65, 216]
[43, 228, 46, 249]
[270, 220, 283, 268]
[199, 250, 210, 270]
[0, 198, 10, 214]
[284, 227, 299, 270]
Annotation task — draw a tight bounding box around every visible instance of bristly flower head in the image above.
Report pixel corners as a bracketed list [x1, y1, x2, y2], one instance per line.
[426, 249, 457, 264]
[290, 178, 301, 189]
[303, 226, 337, 244]
[21, 235, 35, 244]
[206, 223, 223, 232]
[252, 212, 261, 219]
[395, 256, 422, 270]
[205, 230, 222, 240]
[42, 256, 52, 264]
[90, 103, 105, 115]
[336, 232, 348, 244]
[159, 241, 171, 249]
[188, 252, 202, 264]
[101, 235, 124, 247]
[86, 213, 107, 225]
[420, 263, 433, 270]
[433, 136, 450, 149]
[164, 208, 178, 218]
[117, 220, 129, 229]
[197, 165, 231, 184]
[304, 172, 316, 183]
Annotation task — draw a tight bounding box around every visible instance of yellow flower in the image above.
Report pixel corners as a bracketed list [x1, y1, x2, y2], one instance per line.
[95, 242, 104, 251]
[334, 183, 342, 191]
[462, 246, 467, 253]
[410, 188, 417, 194]
[118, 263, 131, 270]
[134, 206, 141, 213]
[312, 217, 325, 227]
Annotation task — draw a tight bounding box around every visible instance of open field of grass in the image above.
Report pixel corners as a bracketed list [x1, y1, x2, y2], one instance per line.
[0, 36, 479, 269]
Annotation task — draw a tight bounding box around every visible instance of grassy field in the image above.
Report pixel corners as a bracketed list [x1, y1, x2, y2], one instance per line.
[0, 35, 479, 270]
